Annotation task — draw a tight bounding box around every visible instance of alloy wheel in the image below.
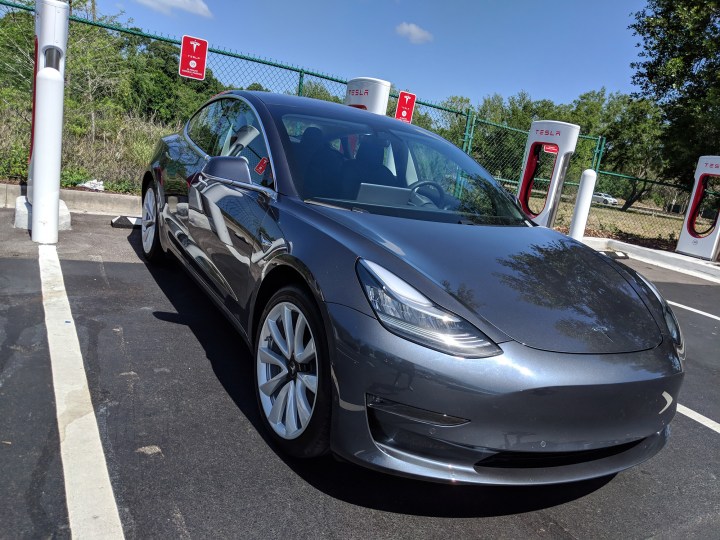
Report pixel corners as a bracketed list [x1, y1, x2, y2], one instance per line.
[141, 187, 157, 254]
[257, 301, 318, 439]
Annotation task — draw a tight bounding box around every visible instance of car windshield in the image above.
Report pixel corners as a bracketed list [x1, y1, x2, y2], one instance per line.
[271, 108, 528, 226]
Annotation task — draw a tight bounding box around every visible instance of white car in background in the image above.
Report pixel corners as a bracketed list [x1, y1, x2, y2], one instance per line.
[592, 192, 619, 205]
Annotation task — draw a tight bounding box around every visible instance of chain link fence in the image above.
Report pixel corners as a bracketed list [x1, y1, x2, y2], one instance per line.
[569, 172, 692, 249]
[0, 0, 703, 251]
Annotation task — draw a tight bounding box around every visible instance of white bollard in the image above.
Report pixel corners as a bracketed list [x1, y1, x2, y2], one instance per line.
[569, 169, 597, 241]
[31, 67, 65, 244]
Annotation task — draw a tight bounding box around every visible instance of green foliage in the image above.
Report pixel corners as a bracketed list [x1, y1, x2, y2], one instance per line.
[0, 4, 220, 191]
[245, 82, 268, 91]
[0, 142, 30, 179]
[104, 180, 140, 194]
[60, 167, 91, 187]
[436, 96, 471, 147]
[631, 0, 720, 186]
[300, 81, 342, 103]
[120, 37, 226, 125]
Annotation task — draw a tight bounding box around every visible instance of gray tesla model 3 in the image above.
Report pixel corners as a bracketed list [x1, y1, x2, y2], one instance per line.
[140, 91, 684, 485]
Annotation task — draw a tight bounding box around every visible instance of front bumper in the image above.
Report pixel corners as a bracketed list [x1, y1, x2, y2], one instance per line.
[325, 303, 684, 485]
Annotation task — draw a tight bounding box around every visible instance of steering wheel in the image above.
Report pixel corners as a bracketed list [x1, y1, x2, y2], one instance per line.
[409, 181, 445, 207]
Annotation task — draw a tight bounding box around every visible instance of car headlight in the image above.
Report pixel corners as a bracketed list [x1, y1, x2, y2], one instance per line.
[356, 259, 502, 358]
[635, 272, 685, 358]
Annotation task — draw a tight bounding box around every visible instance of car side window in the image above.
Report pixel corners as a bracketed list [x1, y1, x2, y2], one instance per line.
[217, 99, 274, 188]
[186, 100, 226, 155]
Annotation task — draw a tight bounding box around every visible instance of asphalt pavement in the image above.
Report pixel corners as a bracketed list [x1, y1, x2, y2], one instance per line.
[1, 208, 719, 539]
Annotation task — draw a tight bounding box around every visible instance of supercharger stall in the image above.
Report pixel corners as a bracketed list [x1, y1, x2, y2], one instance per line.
[676, 156, 720, 261]
[516, 120, 580, 228]
[21, 0, 69, 243]
[344, 77, 391, 115]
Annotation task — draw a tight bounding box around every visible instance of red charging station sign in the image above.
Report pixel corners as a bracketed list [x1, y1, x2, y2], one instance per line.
[395, 91, 416, 123]
[179, 35, 208, 80]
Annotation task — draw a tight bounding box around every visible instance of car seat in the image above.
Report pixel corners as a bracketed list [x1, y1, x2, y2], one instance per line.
[340, 135, 402, 199]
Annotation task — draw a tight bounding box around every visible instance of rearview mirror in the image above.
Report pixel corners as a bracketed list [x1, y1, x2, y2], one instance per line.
[202, 155, 252, 185]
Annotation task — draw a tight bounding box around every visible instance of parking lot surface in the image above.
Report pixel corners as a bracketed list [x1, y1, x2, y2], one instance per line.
[1, 208, 719, 539]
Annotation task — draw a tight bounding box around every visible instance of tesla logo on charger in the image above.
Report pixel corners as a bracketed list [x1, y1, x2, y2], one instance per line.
[179, 35, 208, 81]
[348, 89, 370, 96]
[703, 162, 720, 169]
[535, 129, 561, 136]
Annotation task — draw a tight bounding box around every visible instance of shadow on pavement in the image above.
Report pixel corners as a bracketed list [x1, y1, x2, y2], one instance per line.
[285, 456, 614, 517]
[126, 228, 613, 518]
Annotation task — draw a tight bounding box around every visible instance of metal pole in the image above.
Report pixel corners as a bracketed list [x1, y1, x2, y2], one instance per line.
[594, 136, 606, 172]
[462, 110, 474, 154]
[297, 71, 304, 96]
[569, 169, 597, 241]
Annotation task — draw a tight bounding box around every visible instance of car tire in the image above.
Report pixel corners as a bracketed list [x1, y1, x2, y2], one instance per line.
[141, 183, 163, 262]
[254, 286, 331, 458]
[602, 199, 609, 205]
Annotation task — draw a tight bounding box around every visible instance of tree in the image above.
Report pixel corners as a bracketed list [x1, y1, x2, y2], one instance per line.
[600, 95, 665, 209]
[300, 81, 341, 103]
[65, 18, 128, 141]
[245, 82, 268, 91]
[0, 8, 34, 179]
[630, 0, 720, 185]
[436, 95, 471, 147]
[121, 37, 226, 125]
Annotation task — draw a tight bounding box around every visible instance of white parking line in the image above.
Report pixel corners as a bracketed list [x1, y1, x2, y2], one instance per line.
[677, 404, 720, 435]
[38, 245, 125, 539]
[668, 300, 720, 322]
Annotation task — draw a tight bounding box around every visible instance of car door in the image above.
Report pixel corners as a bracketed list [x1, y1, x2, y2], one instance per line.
[159, 100, 227, 264]
[187, 97, 277, 332]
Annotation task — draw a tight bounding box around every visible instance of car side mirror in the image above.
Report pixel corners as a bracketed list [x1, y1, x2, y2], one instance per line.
[203, 155, 252, 185]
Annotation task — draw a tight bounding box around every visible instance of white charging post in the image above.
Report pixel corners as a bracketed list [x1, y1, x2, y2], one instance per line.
[345, 77, 391, 115]
[26, 0, 69, 243]
[676, 156, 720, 261]
[517, 120, 580, 228]
[569, 169, 597, 240]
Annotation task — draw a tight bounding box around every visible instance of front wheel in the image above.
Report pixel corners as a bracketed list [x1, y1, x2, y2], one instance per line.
[255, 286, 331, 458]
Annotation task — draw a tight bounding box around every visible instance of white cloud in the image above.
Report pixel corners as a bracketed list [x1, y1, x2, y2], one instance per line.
[395, 22, 433, 45]
[135, 0, 212, 18]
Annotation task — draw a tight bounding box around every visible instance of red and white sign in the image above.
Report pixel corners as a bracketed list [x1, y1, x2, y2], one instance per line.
[543, 143, 559, 154]
[395, 91, 416, 123]
[179, 35, 208, 81]
[254, 157, 269, 175]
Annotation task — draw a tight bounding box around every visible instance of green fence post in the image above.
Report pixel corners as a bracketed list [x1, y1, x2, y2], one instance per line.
[467, 111, 476, 154]
[593, 136, 606, 171]
[462, 110, 475, 154]
[297, 71, 305, 96]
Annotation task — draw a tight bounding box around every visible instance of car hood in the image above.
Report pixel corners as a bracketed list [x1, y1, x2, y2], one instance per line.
[313, 207, 662, 354]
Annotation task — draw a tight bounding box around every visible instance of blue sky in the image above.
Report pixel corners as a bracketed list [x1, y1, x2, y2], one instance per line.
[99, 0, 648, 106]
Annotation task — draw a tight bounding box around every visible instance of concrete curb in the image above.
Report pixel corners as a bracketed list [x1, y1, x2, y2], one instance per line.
[582, 236, 720, 283]
[14, 195, 71, 231]
[1, 183, 140, 217]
